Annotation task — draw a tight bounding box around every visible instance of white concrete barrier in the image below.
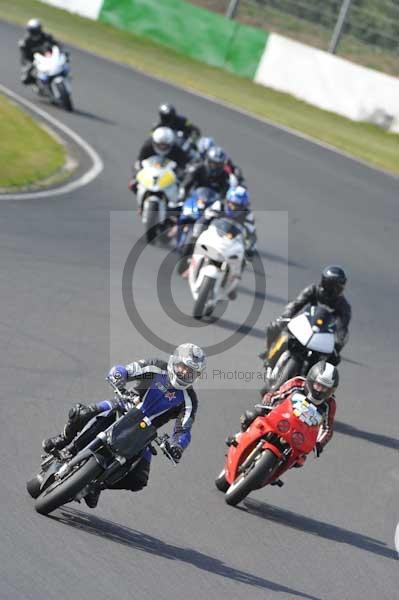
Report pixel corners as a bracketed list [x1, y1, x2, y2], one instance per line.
[39, 0, 103, 20]
[255, 33, 399, 133]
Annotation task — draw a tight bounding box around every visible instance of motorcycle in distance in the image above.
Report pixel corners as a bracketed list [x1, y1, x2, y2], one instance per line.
[215, 394, 323, 506]
[26, 379, 177, 515]
[31, 45, 73, 112]
[175, 187, 217, 252]
[188, 217, 245, 319]
[262, 305, 336, 393]
[135, 156, 180, 244]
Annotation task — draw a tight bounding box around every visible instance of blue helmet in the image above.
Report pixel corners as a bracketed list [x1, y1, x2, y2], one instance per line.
[225, 185, 249, 217]
[197, 136, 215, 158]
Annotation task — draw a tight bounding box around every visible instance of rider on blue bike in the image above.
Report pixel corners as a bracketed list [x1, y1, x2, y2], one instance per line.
[43, 343, 206, 508]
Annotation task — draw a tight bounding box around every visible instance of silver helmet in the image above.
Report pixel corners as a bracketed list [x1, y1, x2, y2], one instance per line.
[305, 361, 339, 405]
[152, 126, 175, 157]
[168, 343, 206, 389]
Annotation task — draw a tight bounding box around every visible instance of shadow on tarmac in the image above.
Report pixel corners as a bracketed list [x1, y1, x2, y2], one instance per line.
[242, 500, 397, 561]
[51, 508, 322, 599]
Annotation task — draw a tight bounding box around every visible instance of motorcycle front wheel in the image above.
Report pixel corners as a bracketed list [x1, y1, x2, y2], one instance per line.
[225, 450, 278, 507]
[193, 275, 215, 319]
[35, 456, 102, 516]
[57, 80, 73, 112]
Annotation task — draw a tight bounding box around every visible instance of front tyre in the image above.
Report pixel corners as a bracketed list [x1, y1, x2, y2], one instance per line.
[271, 355, 300, 391]
[225, 450, 278, 507]
[35, 456, 102, 516]
[57, 81, 73, 112]
[193, 275, 215, 319]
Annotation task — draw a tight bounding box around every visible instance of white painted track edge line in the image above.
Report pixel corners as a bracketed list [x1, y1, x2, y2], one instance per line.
[0, 83, 104, 200]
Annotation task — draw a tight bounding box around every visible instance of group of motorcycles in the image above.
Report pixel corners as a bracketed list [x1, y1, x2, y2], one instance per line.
[23, 51, 341, 514]
[134, 152, 246, 320]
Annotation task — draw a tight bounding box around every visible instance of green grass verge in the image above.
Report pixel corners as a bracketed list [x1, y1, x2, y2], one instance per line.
[0, 93, 65, 188]
[1, 0, 398, 176]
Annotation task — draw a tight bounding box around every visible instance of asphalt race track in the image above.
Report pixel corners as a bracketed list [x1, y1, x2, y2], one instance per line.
[1, 20, 398, 600]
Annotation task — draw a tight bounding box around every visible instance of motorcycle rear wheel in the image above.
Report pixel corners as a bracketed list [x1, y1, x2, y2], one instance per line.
[225, 450, 278, 507]
[35, 456, 102, 516]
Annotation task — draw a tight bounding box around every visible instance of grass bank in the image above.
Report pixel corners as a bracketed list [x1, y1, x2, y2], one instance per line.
[0, 93, 65, 188]
[1, 0, 398, 175]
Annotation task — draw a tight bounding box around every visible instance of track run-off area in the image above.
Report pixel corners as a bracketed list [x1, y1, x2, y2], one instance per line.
[1, 19, 398, 600]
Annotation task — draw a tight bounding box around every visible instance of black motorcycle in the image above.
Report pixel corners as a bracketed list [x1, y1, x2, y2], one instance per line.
[27, 380, 176, 515]
[262, 305, 337, 392]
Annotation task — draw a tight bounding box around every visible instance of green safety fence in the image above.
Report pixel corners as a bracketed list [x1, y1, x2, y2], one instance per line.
[99, 0, 268, 78]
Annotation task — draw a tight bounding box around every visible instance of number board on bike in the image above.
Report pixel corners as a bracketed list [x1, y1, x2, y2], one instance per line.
[292, 394, 323, 427]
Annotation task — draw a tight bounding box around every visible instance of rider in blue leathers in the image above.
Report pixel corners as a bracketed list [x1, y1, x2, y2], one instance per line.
[43, 343, 206, 507]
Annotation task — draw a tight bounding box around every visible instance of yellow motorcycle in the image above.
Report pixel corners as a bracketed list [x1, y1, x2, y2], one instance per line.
[135, 156, 179, 244]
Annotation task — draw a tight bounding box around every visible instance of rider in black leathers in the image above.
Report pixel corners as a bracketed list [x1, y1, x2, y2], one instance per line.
[19, 19, 63, 84]
[263, 266, 351, 366]
[153, 103, 201, 143]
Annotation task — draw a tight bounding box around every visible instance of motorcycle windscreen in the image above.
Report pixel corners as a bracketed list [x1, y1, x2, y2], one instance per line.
[110, 408, 157, 460]
[287, 314, 313, 346]
[307, 333, 335, 354]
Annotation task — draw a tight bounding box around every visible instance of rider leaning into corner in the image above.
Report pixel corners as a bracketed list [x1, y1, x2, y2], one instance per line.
[43, 343, 206, 508]
[19, 19, 64, 85]
[234, 361, 339, 476]
[262, 266, 351, 367]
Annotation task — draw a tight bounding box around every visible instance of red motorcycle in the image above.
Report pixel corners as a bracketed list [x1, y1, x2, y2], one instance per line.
[215, 393, 323, 506]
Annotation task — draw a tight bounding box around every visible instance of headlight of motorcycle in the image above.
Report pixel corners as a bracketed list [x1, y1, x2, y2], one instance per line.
[291, 431, 305, 448]
[277, 419, 290, 433]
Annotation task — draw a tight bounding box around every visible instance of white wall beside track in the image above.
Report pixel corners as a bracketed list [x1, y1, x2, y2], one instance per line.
[255, 33, 399, 133]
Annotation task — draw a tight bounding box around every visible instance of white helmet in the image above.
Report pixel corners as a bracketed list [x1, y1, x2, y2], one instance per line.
[152, 127, 175, 157]
[168, 343, 206, 389]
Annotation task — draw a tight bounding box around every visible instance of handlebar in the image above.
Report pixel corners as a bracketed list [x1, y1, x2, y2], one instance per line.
[153, 434, 177, 466]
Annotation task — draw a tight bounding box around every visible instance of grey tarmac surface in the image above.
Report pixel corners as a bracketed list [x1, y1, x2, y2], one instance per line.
[1, 19, 398, 600]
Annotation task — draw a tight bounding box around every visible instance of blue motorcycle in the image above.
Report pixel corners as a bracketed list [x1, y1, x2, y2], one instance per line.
[176, 187, 217, 251]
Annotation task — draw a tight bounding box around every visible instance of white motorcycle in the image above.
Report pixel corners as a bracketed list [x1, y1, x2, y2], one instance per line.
[32, 46, 73, 112]
[135, 156, 179, 244]
[262, 305, 337, 391]
[189, 218, 245, 319]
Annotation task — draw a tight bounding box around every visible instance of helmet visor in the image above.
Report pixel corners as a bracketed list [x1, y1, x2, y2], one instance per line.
[309, 381, 331, 404]
[174, 362, 196, 385]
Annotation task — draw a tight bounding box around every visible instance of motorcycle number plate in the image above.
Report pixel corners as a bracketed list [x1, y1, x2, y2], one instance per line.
[292, 393, 322, 426]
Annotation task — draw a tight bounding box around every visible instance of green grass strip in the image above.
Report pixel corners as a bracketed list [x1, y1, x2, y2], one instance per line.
[0, 93, 65, 188]
[1, 0, 398, 175]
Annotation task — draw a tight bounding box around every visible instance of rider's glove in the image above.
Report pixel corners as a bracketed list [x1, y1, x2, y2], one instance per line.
[169, 444, 183, 462]
[315, 442, 323, 457]
[128, 179, 137, 193]
[107, 365, 128, 390]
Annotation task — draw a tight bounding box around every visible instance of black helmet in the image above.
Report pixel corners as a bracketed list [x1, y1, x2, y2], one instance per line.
[159, 103, 176, 125]
[26, 18, 42, 39]
[305, 361, 339, 405]
[319, 265, 347, 301]
[205, 146, 226, 176]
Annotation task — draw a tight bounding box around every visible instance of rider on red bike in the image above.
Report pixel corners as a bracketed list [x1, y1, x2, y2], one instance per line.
[239, 361, 338, 466]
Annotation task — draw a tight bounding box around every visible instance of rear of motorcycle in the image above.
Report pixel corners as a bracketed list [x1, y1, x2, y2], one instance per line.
[31, 408, 157, 515]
